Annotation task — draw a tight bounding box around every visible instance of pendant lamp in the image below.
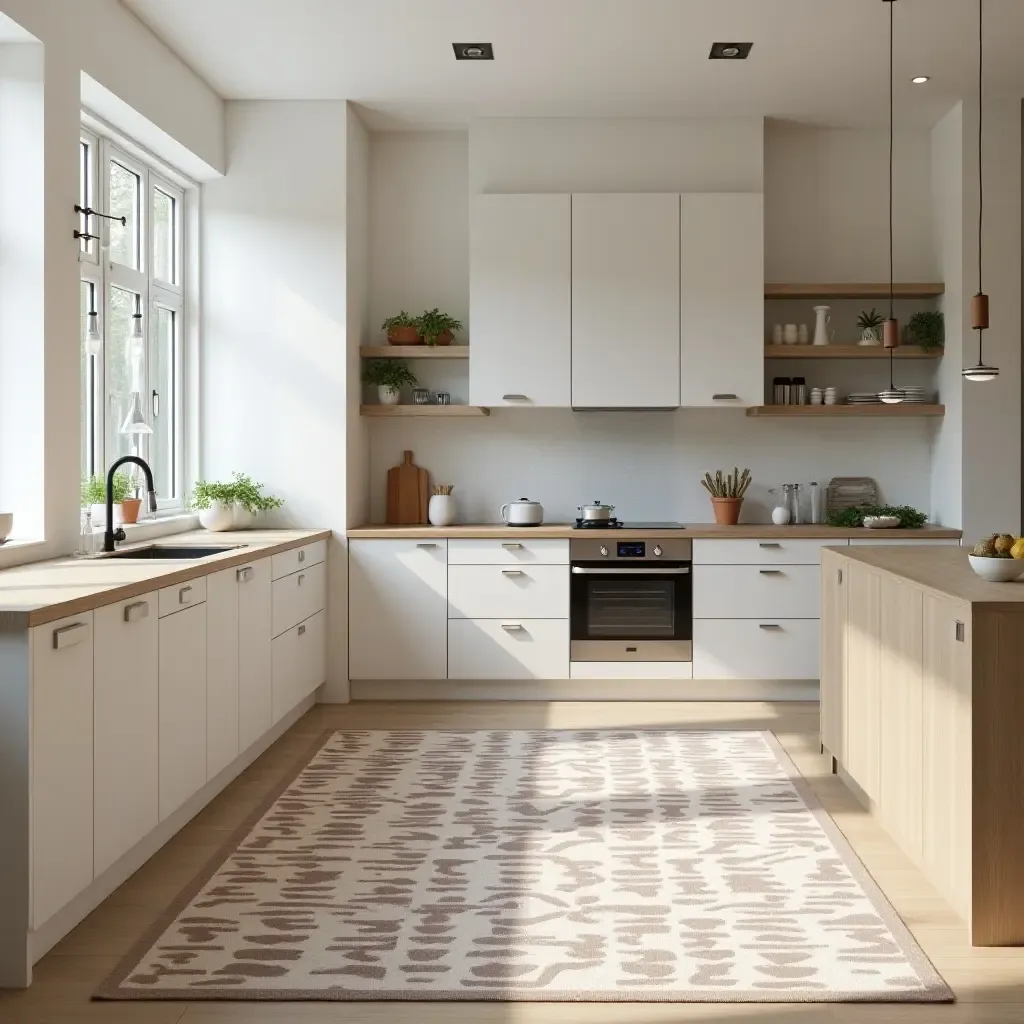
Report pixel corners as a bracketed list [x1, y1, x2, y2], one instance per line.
[963, 0, 998, 382]
[879, 0, 904, 404]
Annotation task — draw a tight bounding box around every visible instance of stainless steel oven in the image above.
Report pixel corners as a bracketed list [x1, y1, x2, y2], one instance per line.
[569, 537, 692, 662]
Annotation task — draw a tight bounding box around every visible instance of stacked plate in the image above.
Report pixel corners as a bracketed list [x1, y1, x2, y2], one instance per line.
[846, 392, 882, 405]
[896, 386, 934, 404]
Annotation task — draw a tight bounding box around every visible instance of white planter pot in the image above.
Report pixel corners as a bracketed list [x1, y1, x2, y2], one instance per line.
[91, 502, 124, 528]
[378, 386, 401, 406]
[232, 504, 255, 529]
[199, 500, 235, 532]
[428, 494, 456, 527]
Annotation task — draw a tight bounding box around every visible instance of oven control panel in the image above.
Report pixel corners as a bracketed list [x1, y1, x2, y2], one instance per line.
[570, 537, 692, 562]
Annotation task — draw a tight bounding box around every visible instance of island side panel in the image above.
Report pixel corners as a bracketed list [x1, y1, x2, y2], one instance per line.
[819, 549, 848, 765]
[971, 607, 1024, 945]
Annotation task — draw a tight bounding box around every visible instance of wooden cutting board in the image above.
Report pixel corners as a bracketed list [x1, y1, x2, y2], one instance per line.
[386, 450, 429, 525]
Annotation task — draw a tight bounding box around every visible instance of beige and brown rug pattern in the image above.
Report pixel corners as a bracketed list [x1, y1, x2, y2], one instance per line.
[97, 729, 952, 1002]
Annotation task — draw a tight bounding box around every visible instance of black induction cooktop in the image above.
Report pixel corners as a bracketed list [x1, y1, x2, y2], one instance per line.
[573, 520, 685, 530]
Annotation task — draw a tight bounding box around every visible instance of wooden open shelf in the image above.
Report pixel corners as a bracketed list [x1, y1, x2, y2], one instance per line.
[764, 283, 945, 299]
[361, 404, 489, 418]
[360, 346, 469, 359]
[746, 404, 945, 418]
[765, 344, 942, 359]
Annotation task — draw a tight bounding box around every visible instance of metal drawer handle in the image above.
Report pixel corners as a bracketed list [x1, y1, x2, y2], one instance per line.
[179, 585, 193, 604]
[123, 601, 149, 624]
[297, 550, 306, 563]
[297, 574, 306, 586]
[712, 393, 739, 400]
[502, 394, 529, 401]
[501, 622, 525, 632]
[759, 623, 783, 631]
[759, 542, 781, 549]
[501, 569, 525, 577]
[416, 542, 438, 549]
[53, 622, 88, 650]
[571, 566, 689, 575]
[501, 542, 523, 550]
[759, 569, 784, 576]
[237, 566, 253, 583]
[298, 624, 306, 636]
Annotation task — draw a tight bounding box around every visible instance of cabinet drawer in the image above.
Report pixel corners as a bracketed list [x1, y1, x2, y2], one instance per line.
[272, 561, 326, 637]
[693, 619, 819, 679]
[448, 619, 569, 679]
[158, 576, 207, 617]
[271, 539, 326, 581]
[448, 564, 569, 619]
[694, 539, 847, 565]
[447, 538, 568, 565]
[694, 564, 820, 619]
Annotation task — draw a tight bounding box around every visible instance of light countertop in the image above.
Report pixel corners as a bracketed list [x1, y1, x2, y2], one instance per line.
[347, 523, 962, 541]
[827, 544, 1024, 607]
[0, 529, 330, 627]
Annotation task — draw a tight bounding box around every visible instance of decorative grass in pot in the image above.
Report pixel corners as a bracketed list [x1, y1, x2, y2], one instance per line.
[701, 467, 751, 526]
[381, 310, 421, 345]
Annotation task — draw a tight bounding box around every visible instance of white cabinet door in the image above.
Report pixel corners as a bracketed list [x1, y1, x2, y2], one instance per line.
[94, 594, 159, 878]
[680, 193, 764, 407]
[470, 194, 571, 407]
[349, 540, 448, 680]
[206, 568, 239, 781]
[571, 193, 680, 408]
[447, 565, 570, 619]
[693, 565, 820, 619]
[448, 619, 569, 680]
[158, 604, 207, 821]
[271, 626, 298, 724]
[272, 561, 326, 638]
[238, 557, 273, 752]
[31, 613, 94, 928]
[298, 610, 326, 698]
[693, 619, 819, 680]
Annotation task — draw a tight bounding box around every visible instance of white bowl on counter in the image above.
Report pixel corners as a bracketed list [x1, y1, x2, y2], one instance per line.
[968, 555, 1024, 582]
[862, 515, 901, 529]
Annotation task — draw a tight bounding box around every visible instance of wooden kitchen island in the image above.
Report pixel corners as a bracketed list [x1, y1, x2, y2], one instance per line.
[820, 544, 1024, 946]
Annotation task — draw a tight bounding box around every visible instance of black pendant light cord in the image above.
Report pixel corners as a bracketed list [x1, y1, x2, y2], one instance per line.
[977, 0, 985, 364]
[888, 0, 897, 390]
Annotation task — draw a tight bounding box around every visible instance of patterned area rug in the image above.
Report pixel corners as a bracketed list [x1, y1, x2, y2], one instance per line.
[96, 729, 952, 1002]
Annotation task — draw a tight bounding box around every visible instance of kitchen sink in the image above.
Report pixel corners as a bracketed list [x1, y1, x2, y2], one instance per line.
[105, 545, 240, 560]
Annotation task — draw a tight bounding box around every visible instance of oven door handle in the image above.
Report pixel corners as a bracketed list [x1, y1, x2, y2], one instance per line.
[571, 566, 690, 575]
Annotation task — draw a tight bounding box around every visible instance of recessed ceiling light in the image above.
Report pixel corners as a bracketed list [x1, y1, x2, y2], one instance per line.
[709, 42, 753, 60]
[911, 75, 930, 84]
[453, 43, 493, 60]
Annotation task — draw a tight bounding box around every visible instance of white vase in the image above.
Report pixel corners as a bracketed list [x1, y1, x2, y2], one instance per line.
[91, 502, 124, 528]
[428, 494, 456, 527]
[378, 386, 401, 406]
[232, 504, 255, 529]
[812, 305, 832, 346]
[199, 500, 235, 532]
[772, 505, 792, 525]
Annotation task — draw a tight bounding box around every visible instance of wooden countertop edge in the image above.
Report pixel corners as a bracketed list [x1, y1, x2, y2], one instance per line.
[346, 525, 962, 540]
[5, 530, 332, 628]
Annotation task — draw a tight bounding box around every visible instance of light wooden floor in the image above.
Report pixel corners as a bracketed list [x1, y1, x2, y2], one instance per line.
[4, 700, 1024, 1024]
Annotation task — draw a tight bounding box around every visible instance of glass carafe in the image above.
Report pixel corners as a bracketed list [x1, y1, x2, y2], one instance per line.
[783, 483, 803, 525]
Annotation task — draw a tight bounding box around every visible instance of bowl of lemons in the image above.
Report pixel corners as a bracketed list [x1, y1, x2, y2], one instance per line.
[968, 533, 1024, 581]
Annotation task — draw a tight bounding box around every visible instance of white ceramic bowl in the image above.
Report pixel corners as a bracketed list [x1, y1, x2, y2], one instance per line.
[968, 554, 1024, 582]
[863, 515, 901, 529]
[0, 511, 12, 542]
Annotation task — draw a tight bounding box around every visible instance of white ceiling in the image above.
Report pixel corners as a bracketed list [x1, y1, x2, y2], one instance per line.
[123, 0, 1024, 129]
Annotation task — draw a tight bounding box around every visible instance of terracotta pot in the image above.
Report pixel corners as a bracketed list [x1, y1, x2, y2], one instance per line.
[427, 329, 453, 347]
[387, 326, 422, 345]
[711, 497, 743, 526]
[121, 498, 142, 524]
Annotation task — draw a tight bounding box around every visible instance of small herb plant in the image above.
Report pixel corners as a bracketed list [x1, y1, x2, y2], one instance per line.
[826, 504, 927, 529]
[189, 480, 233, 511]
[857, 308, 885, 341]
[903, 310, 944, 350]
[415, 308, 463, 346]
[700, 467, 752, 499]
[81, 472, 131, 506]
[362, 359, 418, 393]
[189, 473, 284, 513]
[380, 310, 418, 334]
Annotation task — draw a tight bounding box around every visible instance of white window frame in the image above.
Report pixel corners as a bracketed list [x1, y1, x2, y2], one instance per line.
[79, 123, 193, 513]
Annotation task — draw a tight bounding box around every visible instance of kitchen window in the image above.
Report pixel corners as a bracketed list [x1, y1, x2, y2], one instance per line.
[79, 128, 189, 511]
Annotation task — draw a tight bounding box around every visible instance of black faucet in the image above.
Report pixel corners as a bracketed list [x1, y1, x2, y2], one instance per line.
[104, 455, 158, 552]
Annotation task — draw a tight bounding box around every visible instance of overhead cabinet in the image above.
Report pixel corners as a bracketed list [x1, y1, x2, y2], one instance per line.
[571, 193, 681, 408]
[469, 194, 571, 408]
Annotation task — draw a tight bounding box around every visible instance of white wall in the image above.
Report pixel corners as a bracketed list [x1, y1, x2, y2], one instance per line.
[202, 100, 354, 701]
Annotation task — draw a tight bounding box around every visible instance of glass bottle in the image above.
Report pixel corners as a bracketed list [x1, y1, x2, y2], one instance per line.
[783, 483, 803, 525]
[809, 481, 824, 524]
[78, 508, 95, 556]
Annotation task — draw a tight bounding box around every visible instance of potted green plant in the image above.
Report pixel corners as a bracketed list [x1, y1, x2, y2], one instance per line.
[700, 467, 751, 526]
[856, 308, 885, 346]
[381, 310, 421, 346]
[362, 359, 418, 405]
[415, 308, 463, 347]
[82, 472, 131, 528]
[228, 471, 284, 528]
[903, 310, 944, 350]
[189, 479, 235, 532]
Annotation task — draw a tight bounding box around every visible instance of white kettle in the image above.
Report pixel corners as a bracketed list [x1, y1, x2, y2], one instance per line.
[501, 498, 544, 527]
